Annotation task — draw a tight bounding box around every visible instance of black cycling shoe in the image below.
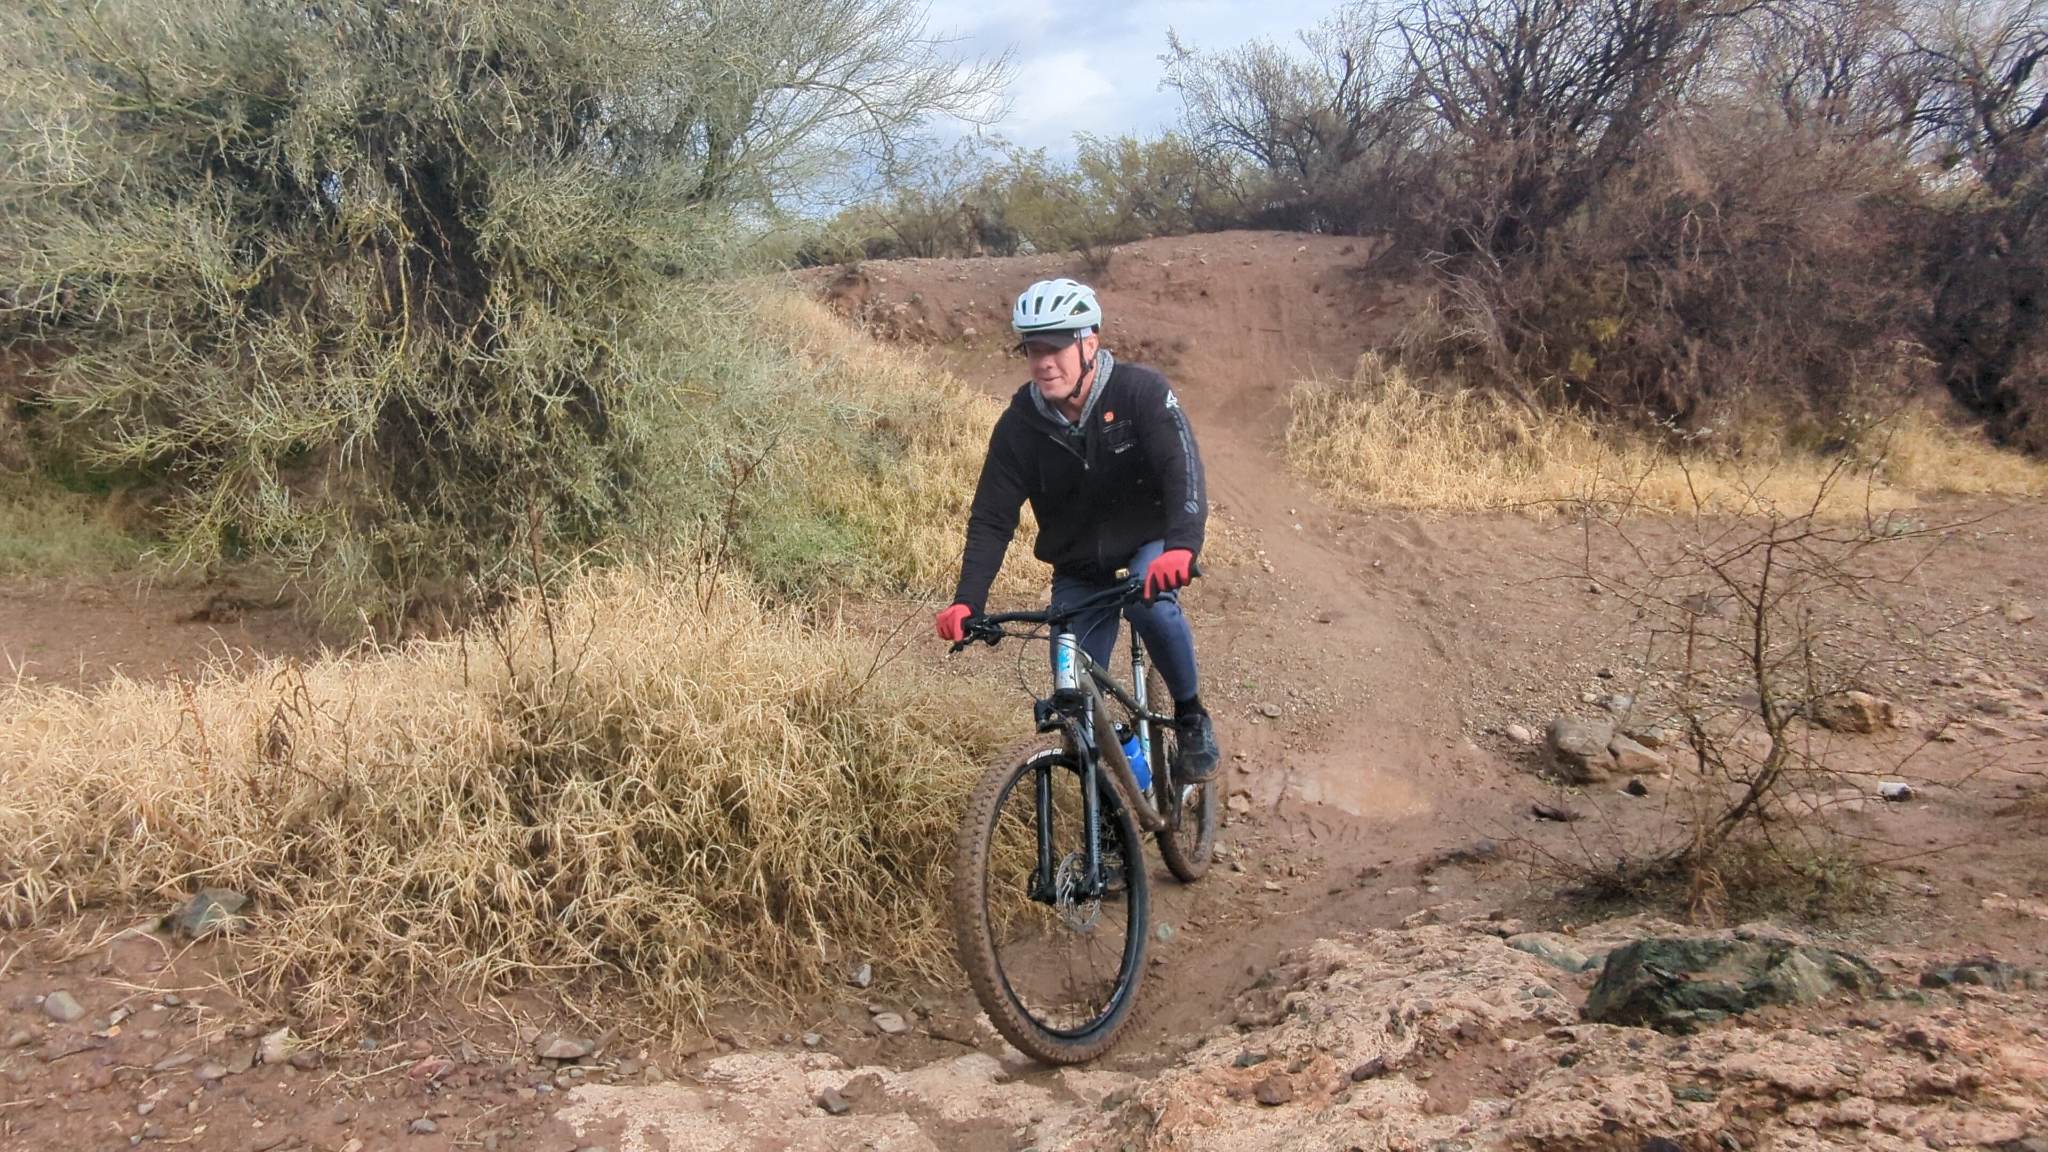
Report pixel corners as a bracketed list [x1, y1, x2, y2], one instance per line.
[1177, 712, 1221, 782]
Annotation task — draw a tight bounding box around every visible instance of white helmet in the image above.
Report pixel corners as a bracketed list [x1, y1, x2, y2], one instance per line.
[1011, 278, 1102, 340]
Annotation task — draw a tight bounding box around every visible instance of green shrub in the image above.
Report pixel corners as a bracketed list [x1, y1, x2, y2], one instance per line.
[0, 0, 998, 619]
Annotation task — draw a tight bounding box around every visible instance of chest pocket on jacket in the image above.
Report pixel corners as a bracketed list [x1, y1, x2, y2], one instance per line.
[1099, 421, 1139, 456]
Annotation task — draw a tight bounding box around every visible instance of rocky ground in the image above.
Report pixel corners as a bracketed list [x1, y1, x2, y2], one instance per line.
[13, 905, 2046, 1152]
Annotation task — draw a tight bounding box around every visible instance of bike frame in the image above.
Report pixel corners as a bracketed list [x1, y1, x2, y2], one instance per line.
[1036, 617, 1176, 902]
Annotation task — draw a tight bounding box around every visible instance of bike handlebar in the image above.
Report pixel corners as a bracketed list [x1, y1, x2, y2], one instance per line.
[948, 562, 1202, 654]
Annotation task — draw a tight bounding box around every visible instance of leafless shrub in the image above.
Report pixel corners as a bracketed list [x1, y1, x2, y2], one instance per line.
[1530, 465, 2013, 921]
[1163, 7, 1428, 235]
[1903, 0, 2048, 451]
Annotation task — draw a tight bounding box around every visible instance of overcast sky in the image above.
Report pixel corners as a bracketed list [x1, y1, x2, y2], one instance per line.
[926, 0, 1341, 153]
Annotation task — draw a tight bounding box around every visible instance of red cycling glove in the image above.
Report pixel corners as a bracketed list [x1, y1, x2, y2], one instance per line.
[935, 603, 973, 642]
[1143, 549, 1196, 600]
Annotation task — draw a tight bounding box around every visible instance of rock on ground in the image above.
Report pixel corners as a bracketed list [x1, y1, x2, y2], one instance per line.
[1606, 733, 1668, 774]
[1545, 716, 1616, 782]
[1584, 930, 1884, 1033]
[41, 991, 84, 1023]
[1813, 690, 1896, 733]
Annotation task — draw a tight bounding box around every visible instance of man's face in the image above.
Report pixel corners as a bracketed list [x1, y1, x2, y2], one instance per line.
[1025, 333, 1100, 404]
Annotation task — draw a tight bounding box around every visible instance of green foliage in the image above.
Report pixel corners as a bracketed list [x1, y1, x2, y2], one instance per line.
[0, 0, 999, 619]
[798, 132, 1250, 262]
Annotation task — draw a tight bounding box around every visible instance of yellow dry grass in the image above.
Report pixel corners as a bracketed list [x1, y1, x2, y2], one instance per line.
[750, 293, 1050, 600]
[0, 568, 1011, 1026]
[1288, 355, 2048, 517]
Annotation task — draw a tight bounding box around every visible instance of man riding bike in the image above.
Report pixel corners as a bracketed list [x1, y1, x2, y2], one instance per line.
[935, 278, 1222, 782]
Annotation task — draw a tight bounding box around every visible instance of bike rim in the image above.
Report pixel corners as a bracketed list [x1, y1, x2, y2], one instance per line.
[982, 756, 1144, 1040]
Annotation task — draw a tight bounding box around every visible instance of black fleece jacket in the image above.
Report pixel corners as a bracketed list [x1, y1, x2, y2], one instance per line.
[952, 361, 1207, 613]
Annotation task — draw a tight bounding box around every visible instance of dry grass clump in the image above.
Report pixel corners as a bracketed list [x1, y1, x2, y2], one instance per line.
[0, 472, 146, 580]
[1288, 355, 2048, 517]
[0, 567, 1010, 1026]
[729, 293, 1049, 600]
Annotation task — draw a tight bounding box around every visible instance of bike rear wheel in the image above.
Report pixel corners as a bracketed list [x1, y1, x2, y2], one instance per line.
[1149, 666, 1218, 882]
[951, 748, 1149, 1064]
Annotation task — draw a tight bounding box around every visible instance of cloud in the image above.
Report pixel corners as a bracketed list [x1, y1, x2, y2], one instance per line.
[1000, 50, 1118, 147]
[925, 0, 1343, 152]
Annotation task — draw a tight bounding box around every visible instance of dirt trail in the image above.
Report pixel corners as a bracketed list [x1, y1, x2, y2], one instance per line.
[828, 232, 1470, 813]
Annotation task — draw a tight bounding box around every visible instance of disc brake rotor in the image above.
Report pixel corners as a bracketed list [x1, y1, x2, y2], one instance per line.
[1052, 851, 1102, 932]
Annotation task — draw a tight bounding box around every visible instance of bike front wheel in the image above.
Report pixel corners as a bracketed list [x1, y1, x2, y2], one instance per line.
[951, 748, 1149, 1064]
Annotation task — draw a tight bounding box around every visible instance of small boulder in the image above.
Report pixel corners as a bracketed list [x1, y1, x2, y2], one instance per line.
[1920, 957, 2039, 992]
[2005, 600, 2037, 625]
[848, 963, 873, 989]
[42, 991, 85, 1024]
[816, 1086, 851, 1115]
[1813, 691, 1894, 734]
[872, 1013, 908, 1036]
[1504, 724, 1537, 746]
[1349, 1057, 1390, 1081]
[257, 1027, 295, 1066]
[535, 1034, 595, 1061]
[1253, 1073, 1294, 1106]
[1546, 716, 1617, 783]
[407, 1118, 439, 1136]
[169, 888, 248, 939]
[1585, 935, 1883, 1033]
[1607, 733, 1668, 774]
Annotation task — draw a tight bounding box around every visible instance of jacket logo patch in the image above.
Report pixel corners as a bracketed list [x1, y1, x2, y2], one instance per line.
[1164, 392, 1181, 410]
[1103, 411, 1115, 422]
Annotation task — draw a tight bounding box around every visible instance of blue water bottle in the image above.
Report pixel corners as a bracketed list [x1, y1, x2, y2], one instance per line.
[1119, 726, 1151, 792]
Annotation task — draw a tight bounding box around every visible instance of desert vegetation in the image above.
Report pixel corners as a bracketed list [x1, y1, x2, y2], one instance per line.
[1288, 354, 2048, 516]
[823, 0, 2048, 457]
[0, 569, 1009, 1023]
[0, 0, 1005, 620]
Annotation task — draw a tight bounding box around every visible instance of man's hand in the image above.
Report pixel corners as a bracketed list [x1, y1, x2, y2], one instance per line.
[935, 603, 973, 642]
[1143, 549, 1195, 599]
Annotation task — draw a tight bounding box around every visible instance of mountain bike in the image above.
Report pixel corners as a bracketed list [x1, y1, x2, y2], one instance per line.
[947, 571, 1219, 1064]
